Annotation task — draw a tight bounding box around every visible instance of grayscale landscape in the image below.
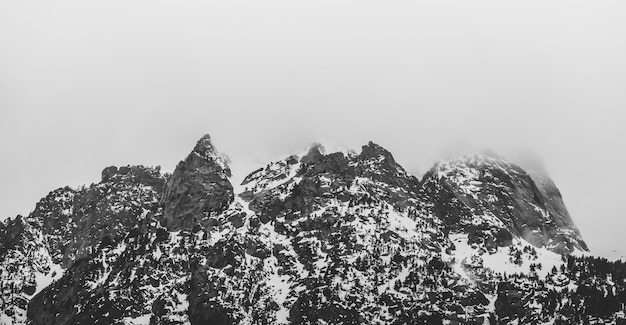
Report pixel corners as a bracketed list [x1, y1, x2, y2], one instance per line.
[1, 2, 625, 324]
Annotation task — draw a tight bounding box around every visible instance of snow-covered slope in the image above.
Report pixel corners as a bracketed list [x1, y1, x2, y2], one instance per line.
[1, 135, 623, 325]
[0, 166, 164, 325]
[422, 154, 587, 254]
[0, 215, 64, 324]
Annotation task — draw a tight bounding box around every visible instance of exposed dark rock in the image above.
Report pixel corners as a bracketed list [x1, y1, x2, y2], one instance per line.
[160, 134, 233, 231]
[494, 281, 525, 321]
[421, 154, 587, 254]
[28, 257, 97, 325]
[0, 215, 26, 255]
[31, 166, 164, 267]
[101, 166, 118, 182]
[2, 136, 609, 325]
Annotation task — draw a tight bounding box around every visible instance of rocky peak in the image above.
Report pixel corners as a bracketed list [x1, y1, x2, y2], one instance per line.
[355, 141, 420, 195]
[299, 151, 354, 179]
[358, 141, 394, 162]
[422, 153, 587, 254]
[26, 165, 165, 267]
[159, 134, 234, 231]
[242, 141, 424, 228]
[185, 134, 231, 178]
[300, 144, 325, 165]
[3, 135, 616, 325]
[100, 165, 166, 192]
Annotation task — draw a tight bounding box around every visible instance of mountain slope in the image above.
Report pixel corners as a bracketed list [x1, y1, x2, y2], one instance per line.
[1, 135, 624, 325]
[0, 166, 164, 324]
[421, 154, 587, 254]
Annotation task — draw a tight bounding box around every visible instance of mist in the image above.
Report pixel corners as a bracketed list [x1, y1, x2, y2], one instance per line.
[1, 1, 625, 258]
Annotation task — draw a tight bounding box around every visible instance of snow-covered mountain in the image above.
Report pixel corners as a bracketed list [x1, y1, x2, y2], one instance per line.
[1, 134, 624, 325]
[422, 153, 587, 255]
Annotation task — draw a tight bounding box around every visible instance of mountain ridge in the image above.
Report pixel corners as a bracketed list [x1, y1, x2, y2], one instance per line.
[1, 135, 624, 325]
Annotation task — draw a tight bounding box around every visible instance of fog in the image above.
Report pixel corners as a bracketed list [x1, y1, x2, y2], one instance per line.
[1, 1, 625, 258]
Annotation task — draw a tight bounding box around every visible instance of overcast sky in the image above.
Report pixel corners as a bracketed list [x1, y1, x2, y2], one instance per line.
[1, 1, 625, 258]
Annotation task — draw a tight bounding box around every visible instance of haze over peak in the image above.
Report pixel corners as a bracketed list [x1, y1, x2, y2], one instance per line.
[3, 134, 623, 324]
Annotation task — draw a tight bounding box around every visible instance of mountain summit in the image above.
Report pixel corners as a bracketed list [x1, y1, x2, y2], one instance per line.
[1, 135, 623, 325]
[422, 154, 587, 254]
[160, 134, 233, 231]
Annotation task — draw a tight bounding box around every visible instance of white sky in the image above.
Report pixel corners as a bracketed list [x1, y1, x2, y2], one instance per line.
[1, 1, 625, 258]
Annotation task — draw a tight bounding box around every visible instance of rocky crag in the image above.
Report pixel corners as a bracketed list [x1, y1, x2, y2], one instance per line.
[1, 134, 624, 325]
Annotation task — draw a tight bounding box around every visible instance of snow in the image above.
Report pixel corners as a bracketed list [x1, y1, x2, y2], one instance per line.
[2, 141, 606, 325]
[444, 235, 475, 282]
[122, 314, 151, 325]
[32, 262, 64, 297]
[208, 224, 231, 246]
[584, 246, 626, 262]
[264, 256, 291, 324]
[172, 291, 189, 313]
[387, 207, 414, 229]
[378, 265, 411, 295]
[446, 233, 565, 280]
[315, 141, 356, 158]
[239, 153, 304, 196]
[152, 246, 163, 261]
[112, 241, 128, 255]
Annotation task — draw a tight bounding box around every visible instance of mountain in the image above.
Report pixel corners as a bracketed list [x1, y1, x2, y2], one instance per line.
[421, 153, 587, 255]
[1, 135, 624, 325]
[1, 165, 164, 323]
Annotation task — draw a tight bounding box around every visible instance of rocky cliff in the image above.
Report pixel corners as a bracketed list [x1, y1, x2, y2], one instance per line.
[1, 135, 623, 325]
[1, 165, 164, 323]
[160, 134, 233, 231]
[421, 154, 587, 254]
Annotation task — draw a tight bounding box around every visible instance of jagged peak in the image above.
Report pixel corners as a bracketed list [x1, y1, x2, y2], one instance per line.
[160, 134, 234, 231]
[300, 143, 325, 165]
[2, 213, 40, 229]
[423, 150, 587, 254]
[298, 141, 359, 159]
[250, 141, 352, 172]
[239, 140, 417, 201]
[3, 134, 613, 325]
[431, 151, 519, 174]
[100, 165, 163, 183]
[192, 134, 215, 156]
[183, 134, 231, 177]
[257, 140, 400, 173]
[1, 214, 25, 227]
[358, 141, 395, 162]
[177, 134, 232, 177]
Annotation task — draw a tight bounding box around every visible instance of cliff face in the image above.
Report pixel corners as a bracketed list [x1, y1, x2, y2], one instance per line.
[25, 135, 239, 325]
[0, 165, 164, 324]
[160, 134, 233, 231]
[2, 135, 617, 325]
[421, 154, 587, 254]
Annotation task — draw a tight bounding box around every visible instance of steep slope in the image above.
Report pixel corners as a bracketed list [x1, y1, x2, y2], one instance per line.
[160, 134, 233, 231]
[26, 135, 237, 325]
[224, 143, 470, 324]
[0, 215, 63, 322]
[0, 166, 165, 325]
[1, 135, 623, 325]
[421, 153, 587, 254]
[27, 141, 486, 324]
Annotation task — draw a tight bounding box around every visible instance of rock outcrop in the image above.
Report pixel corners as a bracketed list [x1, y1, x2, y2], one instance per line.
[160, 134, 233, 231]
[421, 154, 587, 254]
[3, 135, 621, 325]
[1, 165, 164, 324]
